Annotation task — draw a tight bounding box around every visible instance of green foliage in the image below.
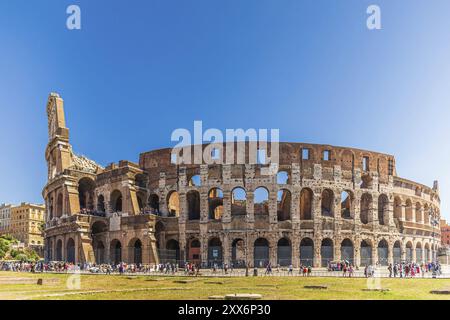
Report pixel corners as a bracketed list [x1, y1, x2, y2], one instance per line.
[0, 235, 41, 262]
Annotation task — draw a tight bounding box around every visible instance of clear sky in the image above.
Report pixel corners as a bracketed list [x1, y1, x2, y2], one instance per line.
[0, 0, 450, 219]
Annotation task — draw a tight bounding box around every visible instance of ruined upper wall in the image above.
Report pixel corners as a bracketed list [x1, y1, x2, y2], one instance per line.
[139, 142, 400, 187]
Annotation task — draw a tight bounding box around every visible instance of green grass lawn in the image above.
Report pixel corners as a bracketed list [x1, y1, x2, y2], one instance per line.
[1, 271, 450, 300]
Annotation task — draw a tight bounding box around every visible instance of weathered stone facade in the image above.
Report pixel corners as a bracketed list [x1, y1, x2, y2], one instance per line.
[43, 93, 442, 267]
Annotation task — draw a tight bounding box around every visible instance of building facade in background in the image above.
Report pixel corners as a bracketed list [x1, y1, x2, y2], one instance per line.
[441, 219, 450, 247]
[0, 204, 12, 234]
[10, 203, 45, 249]
[43, 93, 442, 267]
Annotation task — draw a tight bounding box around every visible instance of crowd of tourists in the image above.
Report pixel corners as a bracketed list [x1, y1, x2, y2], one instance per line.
[0, 259, 444, 278]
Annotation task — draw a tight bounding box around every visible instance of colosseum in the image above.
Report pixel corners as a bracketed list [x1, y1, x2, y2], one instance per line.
[43, 93, 442, 268]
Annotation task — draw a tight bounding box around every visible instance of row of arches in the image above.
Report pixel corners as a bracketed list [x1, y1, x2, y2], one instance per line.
[159, 188, 392, 225]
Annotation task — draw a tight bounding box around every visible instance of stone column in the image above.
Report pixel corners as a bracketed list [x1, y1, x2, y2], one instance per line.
[292, 236, 300, 268]
[246, 190, 255, 223]
[313, 239, 321, 268]
[270, 241, 277, 267]
[388, 241, 394, 265]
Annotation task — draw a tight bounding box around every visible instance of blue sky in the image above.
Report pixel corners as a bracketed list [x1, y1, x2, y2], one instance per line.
[1, 0, 450, 219]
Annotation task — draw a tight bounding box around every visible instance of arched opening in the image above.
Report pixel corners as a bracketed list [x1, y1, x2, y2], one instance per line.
[110, 239, 122, 265]
[321, 238, 333, 267]
[231, 187, 247, 216]
[321, 189, 334, 217]
[93, 241, 105, 264]
[424, 243, 430, 263]
[340, 239, 354, 265]
[360, 193, 372, 224]
[167, 191, 180, 217]
[415, 203, 422, 223]
[378, 194, 389, 225]
[56, 239, 63, 261]
[137, 192, 146, 213]
[186, 190, 200, 220]
[405, 199, 413, 222]
[208, 188, 223, 220]
[394, 197, 402, 219]
[415, 242, 423, 263]
[135, 174, 147, 188]
[56, 193, 63, 218]
[189, 174, 201, 187]
[66, 238, 75, 263]
[300, 238, 314, 266]
[277, 238, 292, 266]
[341, 191, 352, 219]
[188, 239, 201, 265]
[48, 197, 54, 220]
[148, 194, 160, 215]
[164, 239, 180, 264]
[300, 188, 313, 220]
[129, 239, 142, 264]
[360, 240, 372, 266]
[232, 239, 245, 267]
[424, 204, 430, 225]
[254, 238, 269, 268]
[405, 241, 413, 263]
[208, 238, 223, 266]
[97, 195, 105, 213]
[377, 239, 389, 266]
[277, 171, 289, 184]
[277, 189, 291, 221]
[254, 187, 269, 215]
[78, 177, 95, 211]
[393, 241, 402, 264]
[110, 190, 123, 213]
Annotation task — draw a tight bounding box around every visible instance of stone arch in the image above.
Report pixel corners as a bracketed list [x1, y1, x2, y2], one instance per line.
[188, 174, 201, 187]
[231, 238, 246, 267]
[136, 191, 146, 212]
[360, 193, 372, 224]
[93, 240, 105, 264]
[377, 239, 389, 266]
[321, 189, 334, 217]
[135, 174, 147, 188]
[277, 237, 292, 266]
[231, 187, 247, 216]
[66, 238, 75, 263]
[208, 188, 223, 220]
[165, 239, 180, 263]
[341, 190, 353, 219]
[188, 238, 201, 264]
[97, 194, 106, 213]
[393, 240, 402, 264]
[415, 202, 423, 223]
[186, 190, 200, 220]
[405, 241, 413, 262]
[78, 177, 95, 211]
[394, 197, 402, 219]
[405, 199, 413, 222]
[110, 239, 122, 265]
[110, 190, 123, 213]
[56, 239, 63, 261]
[300, 188, 313, 220]
[341, 238, 354, 264]
[300, 238, 314, 266]
[167, 191, 180, 217]
[424, 243, 431, 262]
[148, 194, 160, 215]
[360, 239, 372, 266]
[378, 194, 389, 225]
[277, 189, 291, 221]
[128, 238, 143, 264]
[254, 238, 270, 268]
[254, 187, 269, 215]
[321, 238, 334, 267]
[207, 237, 223, 266]
[415, 242, 423, 263]
[277, 170, 289, 184]
[56, 193, 63, 218]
